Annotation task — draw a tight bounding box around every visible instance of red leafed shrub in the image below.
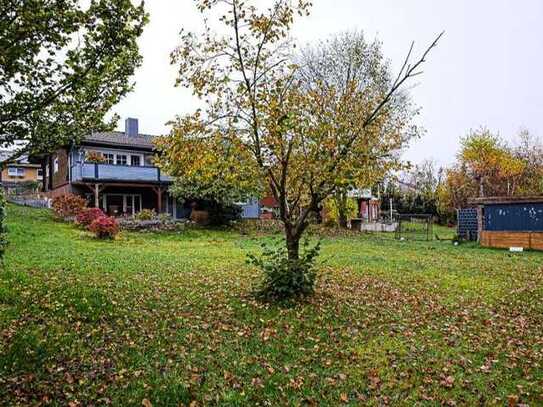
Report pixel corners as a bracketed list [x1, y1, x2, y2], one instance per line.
[88, 216, 119, 239]
[52, 194, 87, 218]
[75, 208, 105, 227]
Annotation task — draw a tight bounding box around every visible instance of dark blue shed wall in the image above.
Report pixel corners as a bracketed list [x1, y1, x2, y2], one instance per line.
[484, 203, 543, 232]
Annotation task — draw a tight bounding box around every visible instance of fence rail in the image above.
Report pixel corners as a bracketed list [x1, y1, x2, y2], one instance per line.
[7, 196, 51, 208]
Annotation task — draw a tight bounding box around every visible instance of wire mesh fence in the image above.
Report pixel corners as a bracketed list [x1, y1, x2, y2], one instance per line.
[395, 214, 433, 241]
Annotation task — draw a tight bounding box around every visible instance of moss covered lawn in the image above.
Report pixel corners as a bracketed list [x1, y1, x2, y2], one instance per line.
[1, 205, 542, 406]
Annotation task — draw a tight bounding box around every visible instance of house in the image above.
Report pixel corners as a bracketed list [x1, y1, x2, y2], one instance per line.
[469, 196, 543, 251]
[41, 118, 189, 219]
[0, 151, 43, 194]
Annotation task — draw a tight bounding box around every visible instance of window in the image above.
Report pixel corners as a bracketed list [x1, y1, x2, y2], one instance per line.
[116, 154, 127, 165]
[8, 167, 25, 177]
[37, 168, 43, 180]
[130, 155, 141, 166]
[53, 158, 59, 173]
[103, 153, 115, 165]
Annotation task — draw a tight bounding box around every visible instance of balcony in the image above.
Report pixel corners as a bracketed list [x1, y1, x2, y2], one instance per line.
[71, 162, 172, 183]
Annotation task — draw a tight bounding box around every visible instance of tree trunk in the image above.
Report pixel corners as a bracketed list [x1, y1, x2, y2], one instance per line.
[286, 231, 300, 263]
[338, 212, 348, 228]
[335, 192, 349, 228]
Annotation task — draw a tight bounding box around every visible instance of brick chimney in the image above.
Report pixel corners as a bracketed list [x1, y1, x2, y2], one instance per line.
[125, 118, 139, 137]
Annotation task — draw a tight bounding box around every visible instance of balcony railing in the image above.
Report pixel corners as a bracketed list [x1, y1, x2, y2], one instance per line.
[71, 162, 172, 183]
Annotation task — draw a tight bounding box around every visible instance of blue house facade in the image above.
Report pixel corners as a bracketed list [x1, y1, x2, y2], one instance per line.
[43, 118, 190, 219]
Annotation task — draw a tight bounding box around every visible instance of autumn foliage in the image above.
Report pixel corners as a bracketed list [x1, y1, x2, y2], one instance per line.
[88, 215, 119, 239]
[52, 194, 87, 218]
[75, 208, 105, 227]
[159, 0, 440, 299]
[438, 128, 543, 216]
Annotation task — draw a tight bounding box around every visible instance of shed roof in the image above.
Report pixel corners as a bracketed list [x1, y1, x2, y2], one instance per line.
[469, 196, 543, 205]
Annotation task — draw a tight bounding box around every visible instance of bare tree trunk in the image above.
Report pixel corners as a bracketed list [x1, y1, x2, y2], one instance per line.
[286, 231, 300, 263]
[334, 191, 349, 228]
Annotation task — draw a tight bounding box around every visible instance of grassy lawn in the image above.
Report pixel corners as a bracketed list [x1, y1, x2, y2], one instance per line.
[1, 204, 542, 406]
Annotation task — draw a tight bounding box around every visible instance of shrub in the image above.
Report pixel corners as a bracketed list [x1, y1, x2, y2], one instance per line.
[52, 194, 86, 218]
[88, 216, 119, 239]
[157, 212, 172, 222]
[0, 190, 7, 262]
[208, 202, 242, 226]
[134, 209, 156, 221]
[323, 196, 358, 227]
[75, 208, 105, 227]
[190, 209, 209, 225]
[248, 239, 320, 301]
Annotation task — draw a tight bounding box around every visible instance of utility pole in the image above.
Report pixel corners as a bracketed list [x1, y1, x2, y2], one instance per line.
[390, 198, 393, 222]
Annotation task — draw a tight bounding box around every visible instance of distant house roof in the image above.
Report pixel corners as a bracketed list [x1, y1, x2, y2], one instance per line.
[469, 196, 543, 205]
[83, 131, 157, 150]
[347, 188, 376, 199]
[0, 150, 40, 167]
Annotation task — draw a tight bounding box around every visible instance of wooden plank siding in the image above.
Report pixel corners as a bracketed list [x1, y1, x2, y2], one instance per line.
[480, 231, 543, 251]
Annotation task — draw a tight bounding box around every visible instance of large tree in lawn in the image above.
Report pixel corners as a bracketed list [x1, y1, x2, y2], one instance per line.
[296, 31, 420, 227]
[0, 0, 147, 161]
[158, 0, 441, 296]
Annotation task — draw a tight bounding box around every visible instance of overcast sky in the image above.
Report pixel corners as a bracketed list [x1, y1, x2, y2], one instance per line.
[112, 0, 543, 167]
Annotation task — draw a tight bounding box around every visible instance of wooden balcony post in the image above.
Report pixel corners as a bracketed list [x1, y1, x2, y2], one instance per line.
[157, 187, 162, 213]
[94, 183, 100, 208]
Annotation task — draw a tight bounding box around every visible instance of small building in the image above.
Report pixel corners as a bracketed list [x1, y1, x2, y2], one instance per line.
[0, 152, 43, 195]
[348, 188, 381, 223]
[469, 196, 543, 251]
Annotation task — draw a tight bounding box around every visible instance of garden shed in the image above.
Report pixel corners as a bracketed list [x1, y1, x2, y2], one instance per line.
[470, 196, 543, 251]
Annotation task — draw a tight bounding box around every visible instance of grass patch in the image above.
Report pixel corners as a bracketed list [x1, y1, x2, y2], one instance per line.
[1, 204, 542, 405]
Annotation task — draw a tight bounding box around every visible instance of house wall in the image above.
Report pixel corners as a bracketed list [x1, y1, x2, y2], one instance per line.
[1, 166, 39, 182]
[51, 148, 69, 189]
[484, 203, 543, 232]
[45, 184, 75, 199]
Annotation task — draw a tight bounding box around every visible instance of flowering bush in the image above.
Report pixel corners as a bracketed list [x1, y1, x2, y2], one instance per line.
[75, 208, 105, 227]
[88, 216, 119, 239]
[134, 209, 156, 221]
[52, 194, 87, 218]
[85, 151, 106, 163]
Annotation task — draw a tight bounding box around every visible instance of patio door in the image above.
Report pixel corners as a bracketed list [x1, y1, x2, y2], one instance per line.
[104, 194, 142, 216]
[126, 195, 142, 216]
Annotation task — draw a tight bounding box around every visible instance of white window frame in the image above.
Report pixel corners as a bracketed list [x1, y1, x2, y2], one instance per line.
[83, 148, 145, 167]
[53, 158, 59, 173]
[37, 168, 43, 180]
[130, 154, 142, 167]
[103, 153, 115, 165]
[115, 154, 127, 166]
[8, 167, 25, 177]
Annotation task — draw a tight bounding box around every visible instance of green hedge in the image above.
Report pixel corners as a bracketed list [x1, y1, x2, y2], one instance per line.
[0, 190, 7, 262]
